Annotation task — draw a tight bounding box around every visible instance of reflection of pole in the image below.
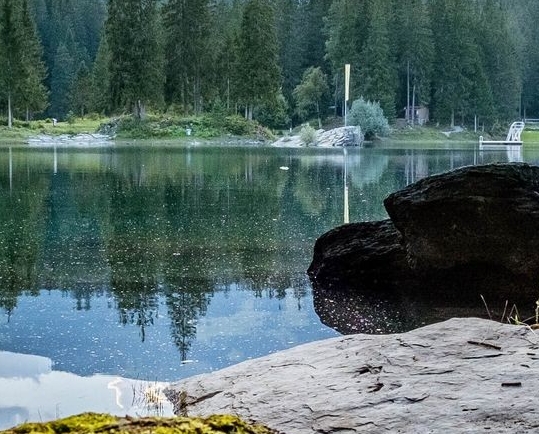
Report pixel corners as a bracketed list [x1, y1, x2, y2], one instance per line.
[9, 146, 12, 193]
[343, 147, 349, 224]
[54, 145, 57, 174]
[344, 64, 350, 127]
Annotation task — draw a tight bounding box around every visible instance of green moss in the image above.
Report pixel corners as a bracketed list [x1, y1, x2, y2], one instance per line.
[1, 413, 277, 434]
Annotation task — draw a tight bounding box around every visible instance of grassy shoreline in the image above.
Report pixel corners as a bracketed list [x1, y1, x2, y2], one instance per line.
[1, 115, 538, 145]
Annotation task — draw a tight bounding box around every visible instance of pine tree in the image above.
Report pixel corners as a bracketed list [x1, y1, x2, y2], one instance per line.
[430, 0, 493, 126]
[479, 0, 521, 121]
[90, 30, 111, 115]
[106, 0, 164, 119]
[18, 0, 48, 120]
[163, 0, 210, 114]
[49, 42, 75, 119]
[275, 0, 301, 102]
[293, 66, 329, 128]
[518, 0, 539, 117]
[324, 0, 367, 114]
[70, 61, 93, 117]
[359, 0, 397, 119]
[0, 0, 22, 127]
[236, 0, 281, 120]
[392, 0, 434, 122]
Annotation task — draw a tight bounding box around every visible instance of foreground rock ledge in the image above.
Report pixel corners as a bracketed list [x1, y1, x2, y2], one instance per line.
[1, 413, 276, 434]
[165, 318, 539, 433]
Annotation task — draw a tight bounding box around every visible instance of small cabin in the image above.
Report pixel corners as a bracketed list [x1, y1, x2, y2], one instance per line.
[401, 106, 429, 126]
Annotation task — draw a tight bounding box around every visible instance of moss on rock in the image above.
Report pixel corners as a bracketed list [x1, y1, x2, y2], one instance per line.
[1, 413, 277, 434]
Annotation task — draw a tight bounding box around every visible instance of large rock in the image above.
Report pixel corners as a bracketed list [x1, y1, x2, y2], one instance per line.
[317, 126, 363, 147]
[271, 126, 363, 148]
[384, 163, 539, 281]
[309, 163, 539, 296]
[307, 220, 410, 291]
[165, 318, 539, 433]
[1, 413, 277, 434]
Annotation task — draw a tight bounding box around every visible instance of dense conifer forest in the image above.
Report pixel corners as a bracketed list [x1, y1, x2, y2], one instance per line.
[0, 0, 537, 130]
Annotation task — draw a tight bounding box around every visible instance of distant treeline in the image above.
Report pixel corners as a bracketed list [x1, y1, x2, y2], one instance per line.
[0, 0, 536, 129]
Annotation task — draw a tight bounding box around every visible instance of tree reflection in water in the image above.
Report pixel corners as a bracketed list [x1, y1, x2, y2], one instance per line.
[0, 144, 533, 376]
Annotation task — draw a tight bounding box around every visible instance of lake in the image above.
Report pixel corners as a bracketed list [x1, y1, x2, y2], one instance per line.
[0, 141, 536, 427]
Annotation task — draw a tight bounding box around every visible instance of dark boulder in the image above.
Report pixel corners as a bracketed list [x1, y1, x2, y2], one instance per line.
[384, 163, 539, 281]
[309, 163, 539, 298]
[307, 219, 411, 291]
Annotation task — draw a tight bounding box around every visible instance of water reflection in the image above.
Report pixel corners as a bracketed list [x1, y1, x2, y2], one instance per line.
[2, 143, 539, 385]
[0, 350, 173, 430]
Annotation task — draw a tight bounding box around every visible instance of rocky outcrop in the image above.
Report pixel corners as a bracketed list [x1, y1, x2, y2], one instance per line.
[309, 163, 539, 296]
[27, 133, 112, 147]
[1, 413, 277, 434]
[384, 163, 539, 279]
[307, 220, 410, 290]
[165, 318, 539, 433]
[317, 126, 363, 147]
[272, 126, 363, 148]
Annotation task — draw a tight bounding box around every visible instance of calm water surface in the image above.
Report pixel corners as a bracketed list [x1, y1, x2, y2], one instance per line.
[0, 142, 537, 427]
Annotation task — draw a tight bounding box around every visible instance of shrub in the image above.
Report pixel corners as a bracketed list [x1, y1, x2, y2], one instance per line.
[66, 111, 76, 124]
[299, 123, 317, 146]
[223, 115, 256, 136]
[349, 97, 390, 139]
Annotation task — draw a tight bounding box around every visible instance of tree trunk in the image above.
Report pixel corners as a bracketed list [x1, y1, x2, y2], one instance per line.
[134, 99, 146, 120]
[411, 84, 416, 125]
[244, 104, 253, 121]
[450, 109, 455, 128]
[406, 60, 410, 123]
[316, 101, 321, 129]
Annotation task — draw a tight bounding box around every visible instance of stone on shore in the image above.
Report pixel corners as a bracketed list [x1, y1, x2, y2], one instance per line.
[309, 163, 539, 296]
[384, 163, 539, 279]
[272, 126, 363, 148]
[164, 318, 539, 433]
[0, 413, 277, 434]
[307, 220, 410, 290]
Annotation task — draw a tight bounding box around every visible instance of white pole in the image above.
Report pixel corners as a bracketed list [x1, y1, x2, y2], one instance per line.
[344, 64, 350, 127]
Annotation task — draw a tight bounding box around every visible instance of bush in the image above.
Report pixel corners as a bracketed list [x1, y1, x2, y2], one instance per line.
[349, 97, 390, 139]
[299, 123, 317, 146]
[66, 111, 76, 124]
[255, 93, 290, 129]
[223, 115, 257, 136]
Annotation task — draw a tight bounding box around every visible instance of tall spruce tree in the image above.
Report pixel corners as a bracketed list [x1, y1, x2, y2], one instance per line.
[18, 0, 48, 120]
[163, 0, 210, 114]
[430, 0, 492, 126]
[479, 0, 521, 122]
[90, 30, 111, 115]
[0, 0, 22, 127]
[106, 0, 164, 119]
[236, 0, 281, 120]
[275, 0, 301, 103]
[70, 61, 93, 117]
[359, 0, 397, 119]
[517, 0, 539, 117]
[392, 0, 434, 122]
[325, 0, 368, 114]
[49, 42, 74, 119]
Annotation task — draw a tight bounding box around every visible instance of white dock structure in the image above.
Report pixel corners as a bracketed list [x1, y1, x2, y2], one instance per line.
[479, 121, 525, 148]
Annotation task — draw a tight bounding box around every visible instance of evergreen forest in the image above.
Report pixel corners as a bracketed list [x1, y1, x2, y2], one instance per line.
[0, 0, 538, 131]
